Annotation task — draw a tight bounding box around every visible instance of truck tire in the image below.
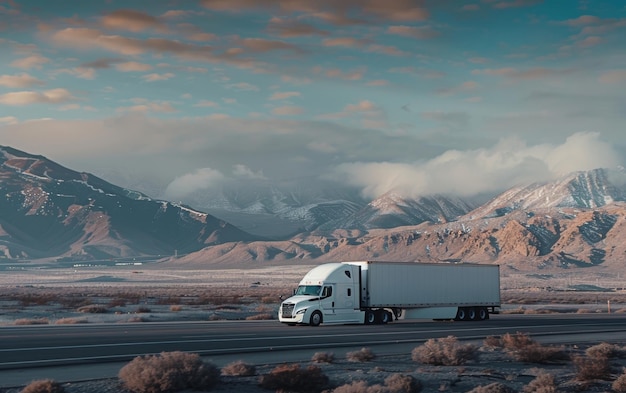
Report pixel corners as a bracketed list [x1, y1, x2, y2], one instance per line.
[478, 307, 489, 320]
[468, 307, 477, 321]
[365, 310, 376, 324]
[309, 311, 322, 326]
[380, 310, 392, 324]
[455, 307, 467, 321]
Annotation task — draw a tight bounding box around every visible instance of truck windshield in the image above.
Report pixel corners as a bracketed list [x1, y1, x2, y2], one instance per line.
[295, 285, 321, 296]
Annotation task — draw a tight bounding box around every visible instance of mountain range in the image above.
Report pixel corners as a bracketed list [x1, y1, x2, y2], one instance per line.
[1, 145, 625, 270]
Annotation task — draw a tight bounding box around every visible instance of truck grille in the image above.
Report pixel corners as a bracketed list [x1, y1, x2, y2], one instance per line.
[281, 303, 295, 318]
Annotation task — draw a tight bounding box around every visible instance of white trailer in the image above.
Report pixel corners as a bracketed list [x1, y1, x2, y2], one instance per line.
[278, 261, 500, 326]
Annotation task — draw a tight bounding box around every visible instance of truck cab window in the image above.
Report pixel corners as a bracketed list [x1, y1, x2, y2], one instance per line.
[347, 288, 351, 296]
[321, 286, 332, 298]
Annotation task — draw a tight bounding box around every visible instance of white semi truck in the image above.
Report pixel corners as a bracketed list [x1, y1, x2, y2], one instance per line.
[279, 261, 500, 326]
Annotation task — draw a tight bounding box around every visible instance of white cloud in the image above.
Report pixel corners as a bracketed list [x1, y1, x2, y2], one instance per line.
[164, 168, 224, 200]
[0, 73, 44, 88]
[142, 72, 175, 82]
[0, 116, 19, 125]
[10, 54, 50, 69]
[233, 164, 266, 179]
[332, 132, 620, 199]
[0, 88, 74, 105]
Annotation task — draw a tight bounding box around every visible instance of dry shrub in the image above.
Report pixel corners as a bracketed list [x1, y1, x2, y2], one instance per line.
[221, 360, 256, 376]
[126, 316, 147, 323]
[483, 335, 503, 348]
[77, 304, 108, 313]
[523, 373, 559, 393]
[501, 332, 534, 350]
[55, 318, 88, 324]
[500, 332, 567, 364]
[384, 373, 422, 393]
[118, 351, 219, 393]
[170, 305, 182, 312]
[258, 363, 328, 393]
[261, 296, 276, 303]
[245, 313, 274, 320]
[572, 354, 611, 381]
[612, 371, 626, 393]
[156, 296, 181, 305]
[14, 318, 49, 325]
[20, 379, 65, 393]
[331, 374, 421, 393]
[16, 293, 59, 306]
[135, 306, 151, 313]
[312, 351, 335, 364]
[411, 336, 477, 366]
[331, 380, 371, 393]
[108, 298, 127, 307]
[466, 382, 516, 393]
[585, 342, 622, 358]
[346, 347, 376, 362]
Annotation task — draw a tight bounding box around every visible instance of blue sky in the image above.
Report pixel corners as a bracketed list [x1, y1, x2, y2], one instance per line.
[1, 0, 625, 201]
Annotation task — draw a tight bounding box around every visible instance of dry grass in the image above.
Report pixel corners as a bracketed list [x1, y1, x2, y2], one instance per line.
[572, 354, 612, 381]
[118, 351, 219, 393]
[258, 363, 328, 393]
[411, 336, 477, 366]
[613, 371, 626, 393]
[169, 305, 182, 312]
[585, 342, 624, 358]
[346, 347, 376, 362]
[496, 332, 568, 364]
[77, 304, 108, 313]
[522, 373, 559, 393]
[466, 382, 516, 392]
[332, 373, 422, 393]
[245, 312, 274, 320]
[55, 317, 88, 324]
[312, 351, 335, 364]
[384, 373, 422, 393]
[14, 318, 49, 325]
[221, 360, 256, 376]
[20, 379, 65, 393]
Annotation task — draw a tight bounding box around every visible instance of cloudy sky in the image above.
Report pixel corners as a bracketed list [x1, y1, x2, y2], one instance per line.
[1, 0, 625, 202]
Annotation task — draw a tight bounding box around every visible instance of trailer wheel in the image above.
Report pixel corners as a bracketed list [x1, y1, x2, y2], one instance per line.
[454, 307, 467, 321]
[309, 311, 322, 326]
[365, 310, 376, 325]
[478, 307, 489, 320]
[468, 307, 477, 321]
[380, 310, 392, 324]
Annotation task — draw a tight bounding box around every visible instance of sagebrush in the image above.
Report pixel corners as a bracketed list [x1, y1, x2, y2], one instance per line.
[20, 379, 65, 393]
[118, 351, 219, 393]
[411, 336, 477, 366]
[258, 363, 328, 393]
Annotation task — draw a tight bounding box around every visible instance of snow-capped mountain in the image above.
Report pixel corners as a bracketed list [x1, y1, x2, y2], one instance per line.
[0, 146, 258, 262]
[316, 192, 479, 232]
[468, 168, 626, 219]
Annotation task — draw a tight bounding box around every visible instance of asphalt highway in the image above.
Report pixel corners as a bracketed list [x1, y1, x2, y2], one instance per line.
[1, 313, 626, 387]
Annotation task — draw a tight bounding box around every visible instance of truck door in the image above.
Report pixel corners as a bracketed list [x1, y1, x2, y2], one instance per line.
[319, 285, 335, 316]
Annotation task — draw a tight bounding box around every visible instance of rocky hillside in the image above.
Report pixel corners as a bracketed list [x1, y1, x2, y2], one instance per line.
[0, 146, 258, 262]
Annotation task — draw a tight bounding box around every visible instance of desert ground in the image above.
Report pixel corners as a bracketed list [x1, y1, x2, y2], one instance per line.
[2, 263, 626, 392]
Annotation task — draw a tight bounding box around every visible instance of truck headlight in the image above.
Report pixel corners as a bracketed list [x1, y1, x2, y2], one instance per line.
[295, 309, 307, 315]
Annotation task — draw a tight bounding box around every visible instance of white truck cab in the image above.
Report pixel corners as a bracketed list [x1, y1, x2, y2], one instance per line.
[278, 263, 364, 326]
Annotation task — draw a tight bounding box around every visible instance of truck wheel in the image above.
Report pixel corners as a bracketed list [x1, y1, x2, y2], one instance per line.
[365, 310, 376, 325]
[468, 307, 477, 321]
[309, 311, 322, 326]
[455, 307, 467, 321]
[478, 307, 489, 320]
[379, 310, 392, 324]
